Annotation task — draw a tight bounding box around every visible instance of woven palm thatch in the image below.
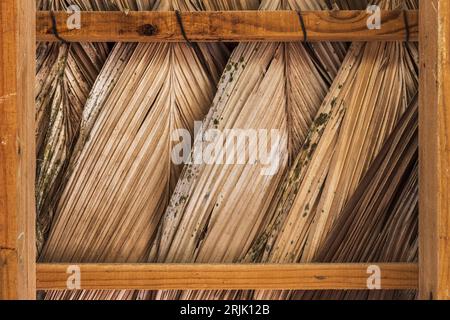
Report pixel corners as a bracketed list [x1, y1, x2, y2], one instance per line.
[39, 0, 419, 301]
[148, 91, 418, 301]
[41, 288, 140, 300]
[35, 0, 140, 253]
[145, 0, 350, 301]
[314, 97, 418, 265]
[40, 0, 259, 265]
[245, 0, 418, 300]
[293, 95, 418, 300]
[41, 0, 260, 302]
[150, 0, 346, 264]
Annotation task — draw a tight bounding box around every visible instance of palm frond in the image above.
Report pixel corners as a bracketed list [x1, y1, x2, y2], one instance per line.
[38, 0, 419, 301]
[148, 0, 347, 301]
[35, 0, 125, 252]
[40, 0, 259, 302]
[40, 0, 258, 264]
[249, 0, 418, 300]
[294, 95, 418, 300]
[151, 0, 346, 265]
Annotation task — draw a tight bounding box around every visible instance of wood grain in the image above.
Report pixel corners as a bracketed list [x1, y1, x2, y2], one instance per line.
[36, 263, 418, 291]
[36, 10, 418, 43]
[0, 0, 36, 299]
[419, 0, 450, 300]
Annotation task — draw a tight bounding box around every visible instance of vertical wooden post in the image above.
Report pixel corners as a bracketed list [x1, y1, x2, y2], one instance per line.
[419, 0, 450, 300]
[0, 0, 36, 299]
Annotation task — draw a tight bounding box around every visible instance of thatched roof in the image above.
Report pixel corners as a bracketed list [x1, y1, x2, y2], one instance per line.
[38, 0, 419, 301]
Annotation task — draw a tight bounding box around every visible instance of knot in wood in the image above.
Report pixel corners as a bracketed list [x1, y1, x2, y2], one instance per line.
[138, 24, 157, 36]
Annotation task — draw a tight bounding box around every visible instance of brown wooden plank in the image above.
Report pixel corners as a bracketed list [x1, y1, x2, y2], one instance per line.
[0, 0, 36, 300]
[36, 263, 418, 291]
[36, 10, 418, 43]
[419, 0, 450, 300]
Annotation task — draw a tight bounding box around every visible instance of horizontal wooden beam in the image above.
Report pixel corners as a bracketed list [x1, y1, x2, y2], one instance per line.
[36, 10, 418, 43]
[36, 263, 418, 291]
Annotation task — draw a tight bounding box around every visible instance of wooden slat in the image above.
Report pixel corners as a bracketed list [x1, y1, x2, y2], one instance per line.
[36, 10, 418, 43]
[419, 0, 450, 300]
[36, 263, 418, 291]
[0, 0, 36, 299]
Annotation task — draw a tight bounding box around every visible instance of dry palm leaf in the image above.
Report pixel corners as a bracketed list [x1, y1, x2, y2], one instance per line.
[295, 96, 418, 300]
[41, 0, 259, 302]
[147, 0, 347, 301]
[314, 98, 418, 264]
[151, 0, 346, 264]
[35, 0, 138, 252]
[248, 0, 418, 300]
[294, 289, 416, 300]
[146, 1, 366, 299]
[41, 289, 138, 300]
[40, 0, 258, 264]
[40, 0, 418, 301]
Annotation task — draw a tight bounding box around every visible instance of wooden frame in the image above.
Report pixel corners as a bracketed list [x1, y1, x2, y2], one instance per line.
[419, 0, 450, 300]
[36, 10, 418, 42]
[0, 5, 449, 300]
[0, 0, 36, 299]
[37, 263, 417, 291]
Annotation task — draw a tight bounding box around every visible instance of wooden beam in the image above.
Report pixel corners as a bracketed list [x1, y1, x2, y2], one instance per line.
[36, 10, 418, 43]
[419, 0, 450, 300]
[0, 0, 36, 299]
[36, 263, 418, 291]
